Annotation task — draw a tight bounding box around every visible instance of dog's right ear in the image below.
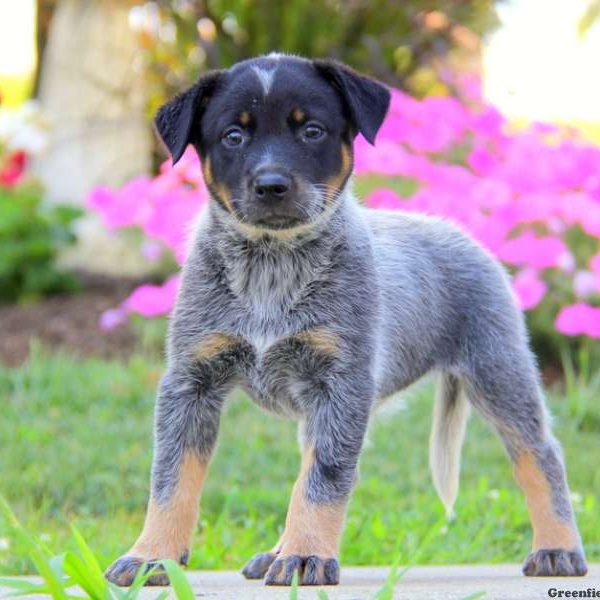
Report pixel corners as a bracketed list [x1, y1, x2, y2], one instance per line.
[154, 70, 222, 164]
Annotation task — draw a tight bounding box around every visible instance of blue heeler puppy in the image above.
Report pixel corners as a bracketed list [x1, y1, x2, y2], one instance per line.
[105, 54, 587, 587]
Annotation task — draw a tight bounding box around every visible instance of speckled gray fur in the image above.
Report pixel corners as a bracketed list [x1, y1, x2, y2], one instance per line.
[108, 55, 586, 585]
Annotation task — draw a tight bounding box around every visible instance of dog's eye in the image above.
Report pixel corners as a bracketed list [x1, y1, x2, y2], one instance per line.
[302, 122, 325, 141]
[221, 127, 246, 148]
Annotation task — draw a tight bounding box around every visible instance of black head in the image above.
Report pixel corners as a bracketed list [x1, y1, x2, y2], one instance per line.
[155, 54, 390, 235]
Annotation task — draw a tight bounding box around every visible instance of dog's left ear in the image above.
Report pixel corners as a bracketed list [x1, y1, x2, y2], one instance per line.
[154, 70, 222, 164]
[313, 59, 390, 145]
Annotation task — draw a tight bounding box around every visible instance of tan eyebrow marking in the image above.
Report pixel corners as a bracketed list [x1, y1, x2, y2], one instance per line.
[239, 111, 251, 126]
[291, 108, 306, 123]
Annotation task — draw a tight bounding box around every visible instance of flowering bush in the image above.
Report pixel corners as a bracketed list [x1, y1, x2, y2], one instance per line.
[88, 88, 600, 348]
[0, 101, 48, 187]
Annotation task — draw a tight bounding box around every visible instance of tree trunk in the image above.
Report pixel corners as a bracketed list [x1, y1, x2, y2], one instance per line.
[34, 0, 151, 204]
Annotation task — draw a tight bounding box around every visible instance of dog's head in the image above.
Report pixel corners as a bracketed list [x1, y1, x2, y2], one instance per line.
[155, 54, 390, 235]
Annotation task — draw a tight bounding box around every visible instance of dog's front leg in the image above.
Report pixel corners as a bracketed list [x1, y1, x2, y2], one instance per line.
[105, 363, 228, 586]
[264, 377, 373, 586]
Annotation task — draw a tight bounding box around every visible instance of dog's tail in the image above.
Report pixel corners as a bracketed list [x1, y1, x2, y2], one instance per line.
[429, 373, 470, 516]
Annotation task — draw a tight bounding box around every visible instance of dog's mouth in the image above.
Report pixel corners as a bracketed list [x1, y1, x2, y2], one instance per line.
[253, 216, 304, 230]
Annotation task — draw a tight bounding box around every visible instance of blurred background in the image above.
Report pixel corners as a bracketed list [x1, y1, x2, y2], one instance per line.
[1, 0, 599, 579]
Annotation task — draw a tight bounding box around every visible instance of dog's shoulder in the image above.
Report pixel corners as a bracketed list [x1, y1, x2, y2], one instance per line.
[360, 207, 468, 249]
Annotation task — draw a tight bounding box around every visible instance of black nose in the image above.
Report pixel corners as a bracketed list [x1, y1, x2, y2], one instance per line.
[253, 171, 292, 199]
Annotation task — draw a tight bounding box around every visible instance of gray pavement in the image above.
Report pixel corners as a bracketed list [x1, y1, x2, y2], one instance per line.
[2, 564, 599, 599]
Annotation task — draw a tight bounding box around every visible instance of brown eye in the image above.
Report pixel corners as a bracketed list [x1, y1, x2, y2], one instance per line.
[302, 122, 325, 141]
[222, 126, 246, 148]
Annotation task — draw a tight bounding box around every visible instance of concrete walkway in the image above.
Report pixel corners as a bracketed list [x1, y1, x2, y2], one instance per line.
[2, 564, 599, 599]
[173, 564, 600, 599]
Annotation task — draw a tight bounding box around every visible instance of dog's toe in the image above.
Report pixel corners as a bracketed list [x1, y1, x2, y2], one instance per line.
[264, 555, 339, 586]
[104, 555, 170, 587]
[241, 551, 277, 579]
[523, 549, 587, 577]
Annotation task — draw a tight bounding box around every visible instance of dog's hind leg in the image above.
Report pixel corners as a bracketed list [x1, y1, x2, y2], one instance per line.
[461, 343, 587, 577]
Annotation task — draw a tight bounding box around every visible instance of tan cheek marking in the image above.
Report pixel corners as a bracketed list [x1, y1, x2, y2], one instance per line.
[202, 157, 214, 186]
[278, 449, 346, 557]
[295, 327, 339, 357]
[292, 108, 305, 123]
[202, 158, 234, 214]
[214, 183, 235, 214]
[324, 143, 352, 201]
[239, 111, 251, 126]
[195, 332, 241, 362]
[514, 452, 579, 551]
[131, 452, 207, 559]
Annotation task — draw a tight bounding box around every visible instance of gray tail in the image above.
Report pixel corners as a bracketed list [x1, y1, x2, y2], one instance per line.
[429, 373, 470, 516]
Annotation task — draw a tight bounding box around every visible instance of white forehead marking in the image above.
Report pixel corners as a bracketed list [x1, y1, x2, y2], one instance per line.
[251, 61, 280, 96]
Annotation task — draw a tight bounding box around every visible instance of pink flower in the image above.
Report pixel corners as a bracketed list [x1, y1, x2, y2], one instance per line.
[498, 231, 569, 270]
[141, 240, 163, 262]
[99, 308, 128, 331]
[573, 271, 598, 298]
[512, 269, 547, 310]
[0, 150, 27, 187]
[124, 274, 181, 317]
[365, 188, 405, 210]
[556, 303, 600, 338]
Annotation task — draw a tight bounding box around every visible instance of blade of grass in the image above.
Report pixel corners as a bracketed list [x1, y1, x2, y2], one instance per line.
[0, 495, 69, 600]
[63, 552, 107, 600]
[160, 560, 195, 600]
[63, 526, 108, 599]
[289, 569, 299, 600]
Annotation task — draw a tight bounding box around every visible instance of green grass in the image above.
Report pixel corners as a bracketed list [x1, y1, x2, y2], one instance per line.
[1, 345, 599, 576]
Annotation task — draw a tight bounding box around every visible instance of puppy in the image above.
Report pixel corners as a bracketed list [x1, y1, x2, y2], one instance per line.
[105, 54, 587, 587]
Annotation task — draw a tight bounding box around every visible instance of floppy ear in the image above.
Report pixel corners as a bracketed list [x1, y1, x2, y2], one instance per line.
[313, 59, 390, 145]
[154, 70, 221, 164]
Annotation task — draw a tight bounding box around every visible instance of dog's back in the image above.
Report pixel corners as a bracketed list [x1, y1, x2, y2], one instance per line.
[362, 207, 523, 397]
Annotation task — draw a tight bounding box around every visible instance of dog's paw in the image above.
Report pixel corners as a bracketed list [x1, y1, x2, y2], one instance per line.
[241, 551, 277, 579]
[523, 549, 588, 577]
[104, 555, 170, 587]
[264, 555, 339, 586]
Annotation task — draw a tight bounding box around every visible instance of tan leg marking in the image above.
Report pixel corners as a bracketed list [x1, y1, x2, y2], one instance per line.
[278, 450, 346, 557]
[130, 451, 207, 559]
[195, 332, 241, 362]
[295, 327, 339, 357]
[514, 452, 579, 551]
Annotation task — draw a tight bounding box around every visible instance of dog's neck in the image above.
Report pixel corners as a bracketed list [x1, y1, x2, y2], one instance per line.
[202, 189, 354, 313]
